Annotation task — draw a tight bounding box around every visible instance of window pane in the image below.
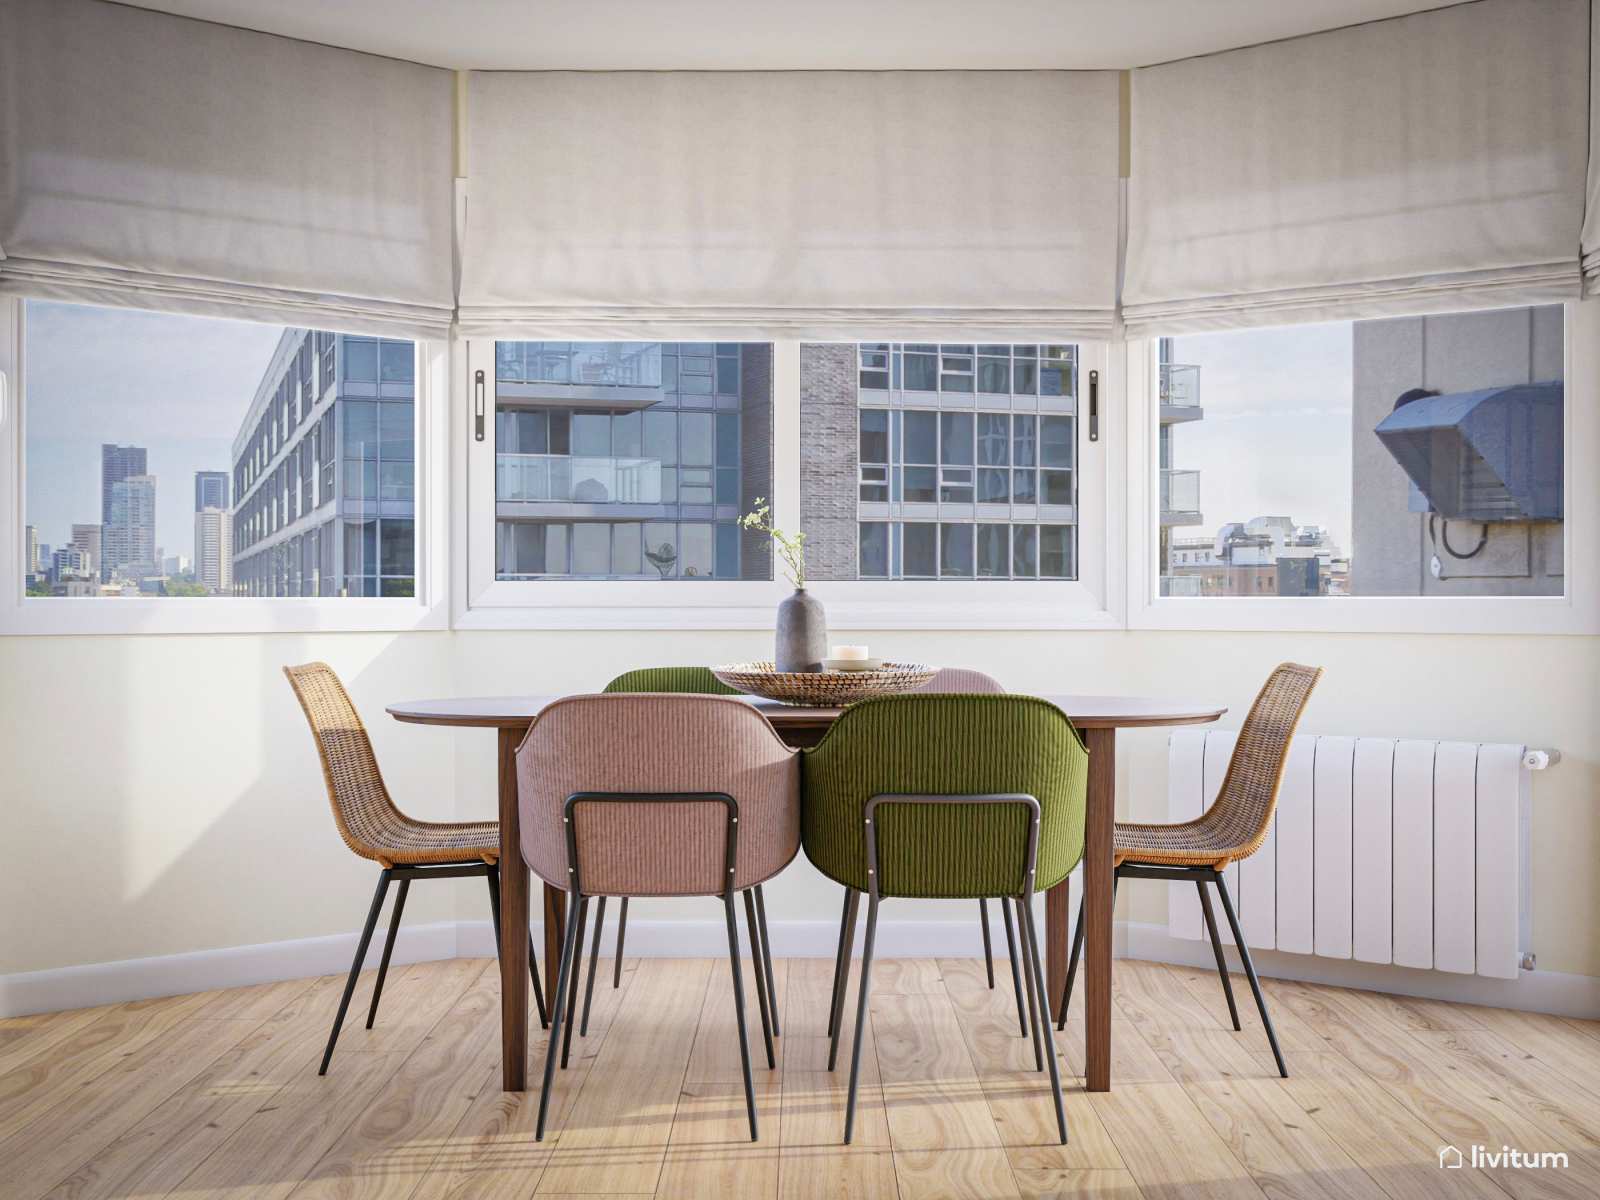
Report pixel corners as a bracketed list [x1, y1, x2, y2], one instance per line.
[571, 412, 610, 456]
[716, 413, 740, 464]
[859, 522, 889, 576]
[977, 468, 1009, 504]
[572, 522, 610, 575]
[904, 411, 938, 464]
[612, 409, 642, 457]
[904, 466, 937, 502]
[644, 523, 677, 577]
[978, 357, 1009, 393]
[715, 522, 740, 578]
[903, 523, 937, 576]
[379, 403, 413, 460]
[1013, 525, 1037, 576]
[1013, 414, 1037, 466]
[379, 341, 414, 383]
[342, 401, 378, 458]
[940, 523, 973, 576]
[904, 353, 938, 391]
[1040, 525, 1074, 578]
[860, 409, 889, 463]
[614, 522, 643, 575]
[716, 356, 740, 394]
[1040, 416, 1073, 468]
[1012, 469, 1037, 503]
[680, 413, 714, 466]
[1013, 359, 1037, 394]
[644, 410, 677, 463]
[716, 468, 740, 504]
[497, 342, 524, 381]
[1041, 470, 1074, 505]
[976, 524, 1009, 576]
[679, 524, 714, 578]
[343, 339, 377, 382]
[380, 518, 413, 575]
[940, 412, 974, 465]
[977, 413, 1009, 465]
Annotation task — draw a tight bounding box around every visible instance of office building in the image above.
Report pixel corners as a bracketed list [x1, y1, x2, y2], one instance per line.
[194, 470, 230, 513]
[105, 475, 157, 580]
[231, 329, 415, 596]
[194, 507, 232, 594]
[52, 546, 94, 580]
[493, 342, 772, 579]
[70, 524, 101, 578]
[25, 525, 38, 574]
[101, 444, 147, 527]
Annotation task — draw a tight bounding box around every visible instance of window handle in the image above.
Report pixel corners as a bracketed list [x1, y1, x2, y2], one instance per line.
[474, 369, 485, 442]
[1088, 369, 1099, 442]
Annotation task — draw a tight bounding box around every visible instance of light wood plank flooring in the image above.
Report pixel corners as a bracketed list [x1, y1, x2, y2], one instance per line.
[3, 956, 1598, 1199]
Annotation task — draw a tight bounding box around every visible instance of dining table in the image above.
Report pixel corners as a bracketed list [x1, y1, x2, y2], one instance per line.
[388, 691, 1226, 1093]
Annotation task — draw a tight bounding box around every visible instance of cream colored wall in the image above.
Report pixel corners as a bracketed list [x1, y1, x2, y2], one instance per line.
[4, 626, 1596, 980]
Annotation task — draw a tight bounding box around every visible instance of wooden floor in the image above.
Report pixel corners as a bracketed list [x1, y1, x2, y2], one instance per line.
[3, 956, 1599, 1200]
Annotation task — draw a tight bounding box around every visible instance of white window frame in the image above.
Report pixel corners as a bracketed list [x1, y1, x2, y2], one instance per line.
[0, 295, 450, 635]
[455, 336, 1121, 631]
[1123, 301, 1600, 635]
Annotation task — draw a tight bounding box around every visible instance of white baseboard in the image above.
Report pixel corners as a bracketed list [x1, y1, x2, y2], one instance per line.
[1124, 921, 1600, 1021]
[5, 917, 1596, 1020]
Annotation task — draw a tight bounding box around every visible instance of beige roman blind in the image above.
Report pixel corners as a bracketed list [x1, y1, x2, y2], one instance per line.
[0, 0, 455, 339]
[1122, 0, 1590, 337]
[458, 70, 1121, 341]
[1583, 0, 1600, 292]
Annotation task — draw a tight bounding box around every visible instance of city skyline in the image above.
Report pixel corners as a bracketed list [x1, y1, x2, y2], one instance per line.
[24, 301, 280, 556]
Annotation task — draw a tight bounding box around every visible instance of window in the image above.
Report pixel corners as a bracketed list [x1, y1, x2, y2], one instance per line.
[1153, 305, 1564, 599]
[492, 342, 772, 580]
[19, 300, 417, 600]
[816, 342, 1080, 580]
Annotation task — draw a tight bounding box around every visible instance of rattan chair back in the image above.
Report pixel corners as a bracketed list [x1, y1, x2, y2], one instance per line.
[1116, 662, 1322, 868]
[284, 662, 497, 867]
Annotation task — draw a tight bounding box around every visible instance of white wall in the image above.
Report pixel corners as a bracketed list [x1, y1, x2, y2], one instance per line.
[4, 624, 1594, 991]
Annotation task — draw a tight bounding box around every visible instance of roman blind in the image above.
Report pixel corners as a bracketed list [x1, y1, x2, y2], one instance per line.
[1122, 0, 1589, 337]
[458, 70, 1120, 341]
[1583, 0, 1600, 291]
[0, 0, 455, 340]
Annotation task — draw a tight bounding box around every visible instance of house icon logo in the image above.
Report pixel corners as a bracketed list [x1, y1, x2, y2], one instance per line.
[1439, 1146, 1464, 1169]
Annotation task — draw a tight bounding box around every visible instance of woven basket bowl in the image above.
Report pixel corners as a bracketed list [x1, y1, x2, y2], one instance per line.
[711, 661, 939, 707]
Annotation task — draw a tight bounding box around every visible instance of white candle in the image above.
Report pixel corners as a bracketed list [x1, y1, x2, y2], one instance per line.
[832, 645, 869, 661]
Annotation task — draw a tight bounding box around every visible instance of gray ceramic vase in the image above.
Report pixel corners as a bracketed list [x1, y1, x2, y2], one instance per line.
[774, 588, 827, 673]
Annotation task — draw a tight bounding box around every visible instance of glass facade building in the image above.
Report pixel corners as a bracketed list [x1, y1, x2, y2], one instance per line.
[494, 342, 773, 580]
[230, 330, 416, 596]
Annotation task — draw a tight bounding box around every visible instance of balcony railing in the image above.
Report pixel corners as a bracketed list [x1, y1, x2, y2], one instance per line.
[497, 454, 662, 504]
[1160, 362, 1201, 407]
[1160, 575, 1203, 597]
[1161, 468, 1201, 514]
[497, 343, 662, 388]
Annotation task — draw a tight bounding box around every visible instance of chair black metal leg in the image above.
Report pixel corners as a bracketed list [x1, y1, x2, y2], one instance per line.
[979, 899, 995, 987]
[827, 888, 854, 1040]
[1056, 890, 1086, 1032]
[365, 877, 409, 1030]
[580, 895, 607, 1037]
[828, 889, 860, 1071]
[321, 869, 391, 1075]
[755, 885, 780, 1037]
[1019, 896, 1070, 1145]
[724, 888, 759, 1140]
[613, 897, 628, 988]
[1196, 879, 1241, 1030]
[536, 889, 583, 1141]
[843, 891, 880, 1145]
[1213, 874, 1287, 1077]
[560, 896, 589, 1069]
[1017, 899, 1044, 1071]
[1000, 895, 1029, 1039]
[744, 890, 776, 1069]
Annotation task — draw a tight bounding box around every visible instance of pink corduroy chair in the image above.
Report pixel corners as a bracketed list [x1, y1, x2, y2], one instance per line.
[516, 693, 800, 1142]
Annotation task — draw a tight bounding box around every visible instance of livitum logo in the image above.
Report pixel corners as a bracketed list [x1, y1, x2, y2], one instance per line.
[1438, 1144, 1569, 1169]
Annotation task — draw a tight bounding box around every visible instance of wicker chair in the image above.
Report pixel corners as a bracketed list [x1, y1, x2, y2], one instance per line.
[517, 693, 800, 1141]
[1056, 662, 1322, 1077]
[283, 662, 547, 1075]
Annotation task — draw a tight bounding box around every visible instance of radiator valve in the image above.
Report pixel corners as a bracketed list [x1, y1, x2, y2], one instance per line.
[1521, 749, 1559, 771]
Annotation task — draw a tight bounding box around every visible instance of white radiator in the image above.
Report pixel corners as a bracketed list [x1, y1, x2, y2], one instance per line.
[1165, 730, 1543, 980]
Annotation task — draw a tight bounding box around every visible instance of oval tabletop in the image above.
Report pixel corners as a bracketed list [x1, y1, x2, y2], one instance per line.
[387, 693, 1226, 730]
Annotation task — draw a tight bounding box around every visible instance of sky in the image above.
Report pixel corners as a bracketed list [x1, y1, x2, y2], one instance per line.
[25, 301, 284, 561]
[1168, 322, 1354, 558]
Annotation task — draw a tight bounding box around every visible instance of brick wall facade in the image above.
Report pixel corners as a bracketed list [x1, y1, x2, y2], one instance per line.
[739, 344, 774, 580]
[799, 342, 858, 581]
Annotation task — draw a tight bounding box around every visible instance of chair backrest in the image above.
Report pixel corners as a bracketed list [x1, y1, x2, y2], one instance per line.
[1206, 663, 1323, 861]
[915, 667, 1004, 694]
[802, 694, 1087, 899]
[283, 662, 402, 863]
[603, 666, 739, 695]
[516, 693, 800, 897]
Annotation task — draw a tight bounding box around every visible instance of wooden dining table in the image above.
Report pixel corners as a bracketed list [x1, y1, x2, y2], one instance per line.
[388, 691, 1225, 1093]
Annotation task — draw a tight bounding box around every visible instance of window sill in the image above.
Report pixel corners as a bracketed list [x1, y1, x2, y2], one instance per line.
[0, 597, 447, 637]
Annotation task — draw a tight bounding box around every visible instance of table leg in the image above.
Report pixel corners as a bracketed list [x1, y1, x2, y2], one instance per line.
[1080, 726, 1116, 1091]
[497, 728, 528, 1092]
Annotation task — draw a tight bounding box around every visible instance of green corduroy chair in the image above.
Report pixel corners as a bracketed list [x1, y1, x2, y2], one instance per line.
[802, 693, 1088, 1145]
[568, 667, 779, 1038]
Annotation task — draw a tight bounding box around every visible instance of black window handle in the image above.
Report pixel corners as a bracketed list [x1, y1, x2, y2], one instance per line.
[1088, 369, 1099, 442]
[474, 369, 485, 442]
